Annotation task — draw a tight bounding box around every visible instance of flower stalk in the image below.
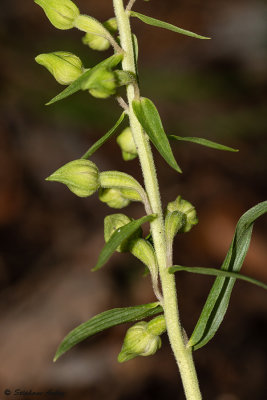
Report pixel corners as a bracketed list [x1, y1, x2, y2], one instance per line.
[113, 0, 202, 398]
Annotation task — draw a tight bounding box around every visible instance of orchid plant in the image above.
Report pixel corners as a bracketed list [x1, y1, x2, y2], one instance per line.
[34, 0, 267, 398]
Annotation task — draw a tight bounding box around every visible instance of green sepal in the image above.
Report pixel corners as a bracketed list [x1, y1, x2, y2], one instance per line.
[130, 11, 210, 40]
[54, 302, 163, 361]
[46, 53, 123, 105]
[93, 214, 157, 271]
[132, 97, 182, 173]
[188, 201, 267, 350]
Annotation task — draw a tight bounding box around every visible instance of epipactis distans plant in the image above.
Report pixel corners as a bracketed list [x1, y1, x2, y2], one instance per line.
[34, 0, 267, 398]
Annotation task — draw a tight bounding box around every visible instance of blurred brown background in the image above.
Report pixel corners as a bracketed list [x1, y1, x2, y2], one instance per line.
[0, 0, 267, 399]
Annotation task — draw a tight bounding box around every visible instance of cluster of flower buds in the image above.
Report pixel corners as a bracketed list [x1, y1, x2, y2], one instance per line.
[116, 127, 138, 161]
[34, 0, 124, 97]
[35, 0, 113, 44]
[46, 160, 146, 209]
[165, 195, 198, 243]
[118, 315, 166, 362]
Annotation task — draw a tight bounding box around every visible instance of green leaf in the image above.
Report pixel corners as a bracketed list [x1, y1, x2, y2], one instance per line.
[93, 214, 157, 271]
[81, 112, 125, 159]
[54, 302, 163, 361]
[46, 53, 123, 105]
[168, 135, 239, 153]
[132, 98, 182, 173]
[130, 11, 210, 40]
[188, 201, 267, 350]
[169, 265, 267, 291]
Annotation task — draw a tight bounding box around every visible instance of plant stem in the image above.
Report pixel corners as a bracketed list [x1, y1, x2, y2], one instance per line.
[113, 1, 202, 399]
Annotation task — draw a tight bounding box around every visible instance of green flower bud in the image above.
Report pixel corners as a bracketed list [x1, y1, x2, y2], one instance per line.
[165, 210, 186, 242]
[116, 127, 138, 161]
[82, 67, 117, 99]
[130, 238, 157, 273]
[74, 14, 109, 36]
[147, 315, 166, 336]
[82, 33, 110, 51]
[46, 159, 100, 198]
[34, 0, 80, 30]
[129, 238, 161, 300]
[35, 51, 83, 85]
[81, 17, 117, 52]
[166, 195, 198, 233]
[104, 213, 142, 252]
[118, 320, 162, 363]
[104, 18, 118, 32]
[99, 171, 143, 202]
[99, 188, 130, 209]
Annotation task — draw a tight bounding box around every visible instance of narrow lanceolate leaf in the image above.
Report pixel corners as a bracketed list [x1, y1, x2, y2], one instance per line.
[188, 201, 267, 350]
[81, 112, 125, 159]
[132, 98, 182, 173]
[46, 53, 123, 105]
[168, 135, 239, 153]
[93, 214, 157, 271]
[130, 11, 210, 40]
[169, 266, 267, 291]
[54, 302, 163, 361]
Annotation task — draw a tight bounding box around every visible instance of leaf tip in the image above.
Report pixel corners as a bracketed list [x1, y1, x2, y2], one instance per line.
[91, 264, 100, 272]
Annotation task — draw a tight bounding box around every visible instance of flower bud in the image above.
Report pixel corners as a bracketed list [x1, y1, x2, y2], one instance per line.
[104, 213, 142, 252]
[166, 195, 198, 233]
[118, 320, 162, 363]
[81, 67, 117, 99]
[99, 171, 143, 202]
[35, 51, 83, 85]
[129, 238, 161, 300]
[34, 0, 80, 30]
[82, 33, 110, 52]
[46, 159, 100, 197]
[116, 127, 138, 161]
[130, 238, 157, 273]
[147, 315, 166, 336]
[74, 14, 109, 37]
[81, 17, 117, 52]
[165, 210, 186, 242]
[99, 188, 130, 209]
[104, 17, 118, 32]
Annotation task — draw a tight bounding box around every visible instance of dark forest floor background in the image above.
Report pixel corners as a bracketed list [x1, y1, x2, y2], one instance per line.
[0, 0, 267, 399]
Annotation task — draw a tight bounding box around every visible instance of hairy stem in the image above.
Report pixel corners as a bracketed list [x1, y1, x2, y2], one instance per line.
[113, 1, 202, 399]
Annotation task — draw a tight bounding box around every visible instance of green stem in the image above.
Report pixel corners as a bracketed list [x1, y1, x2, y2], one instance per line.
[113, 1, 202, 399]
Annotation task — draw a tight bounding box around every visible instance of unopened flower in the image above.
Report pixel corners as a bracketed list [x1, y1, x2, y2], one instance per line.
[35, 51, 83, 85]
